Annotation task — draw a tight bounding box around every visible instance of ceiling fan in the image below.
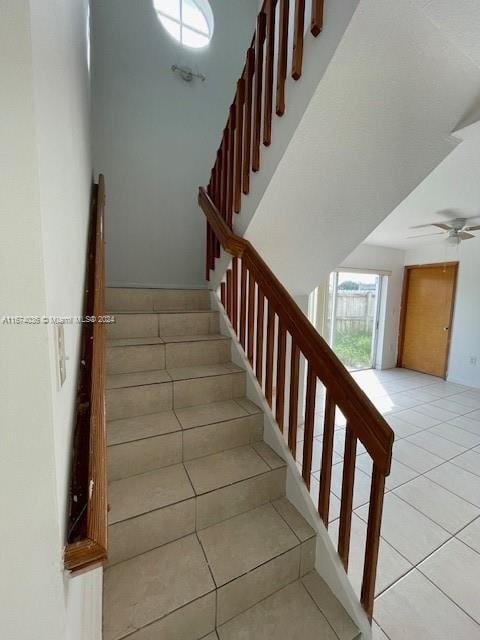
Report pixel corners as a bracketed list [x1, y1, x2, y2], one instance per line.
[408, 216, 480, 245]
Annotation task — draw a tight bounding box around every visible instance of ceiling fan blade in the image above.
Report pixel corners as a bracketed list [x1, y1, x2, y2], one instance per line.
[432, 223, 452, 230]
[458, 232, 475, 240]
[464, 225, 480, 232]
[407, 232, 444, 239]
[409, 222, 451, 230]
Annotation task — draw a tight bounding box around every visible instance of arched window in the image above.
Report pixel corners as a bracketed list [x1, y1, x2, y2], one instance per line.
[154, 0, 214, 49]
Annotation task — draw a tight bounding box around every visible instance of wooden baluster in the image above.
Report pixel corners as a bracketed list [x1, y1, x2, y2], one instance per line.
[234, 79, 245, 213]
[214, 154, 221, 258]
[207, 212, 217, 272]
[205, 222, 210, 281]
[263, 0, 277, 146]
[226, 268, 233, 322]
[311, 0, 324, 36]
[338, 423, 358, 570]
[232, 257, 239, 334]
[226, 108, 235, 227]
[220, 281, 226, 308]
[361, 466, 386, 622]
[225, 126, 230, 224]
[302, 364, 317, 489]
[265, 305, 275, 405]
[252, 12, 267, 172]
[243, 48, 255, 194]
[318, 390, 335, 526]
[205, 177, 213, 274]
[292, 0, 305, 80]
[247, 270, 256, 364]
[240, 260, 247, 349]
[220, 133, 227, 221]
[288, 341, 300, 456]
[276, 0, 289, 116]
[210, 175, 217, 263]
[215, 150, 221, 209]
[212, 157, 217, 215]
[209, 172, 214, 205]
[255, 288, 265, 385]
[275, 322, 287, 431]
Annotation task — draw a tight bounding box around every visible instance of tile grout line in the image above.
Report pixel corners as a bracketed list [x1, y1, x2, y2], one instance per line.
[299, 580, 345, 640]
[318, 371, 480, 634]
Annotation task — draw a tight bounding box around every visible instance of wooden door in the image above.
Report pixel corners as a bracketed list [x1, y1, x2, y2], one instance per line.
[399, 263, 458, 378]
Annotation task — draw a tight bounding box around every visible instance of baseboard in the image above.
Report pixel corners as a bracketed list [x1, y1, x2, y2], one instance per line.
[447, 374, 480, 390]
[106, 281, 209, 290]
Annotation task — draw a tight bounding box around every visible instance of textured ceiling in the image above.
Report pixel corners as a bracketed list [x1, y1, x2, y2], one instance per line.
[365, 121, 480, 250]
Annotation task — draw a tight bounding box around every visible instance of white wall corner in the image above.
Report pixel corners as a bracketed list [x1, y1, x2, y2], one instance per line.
[64, 568, 103, 640]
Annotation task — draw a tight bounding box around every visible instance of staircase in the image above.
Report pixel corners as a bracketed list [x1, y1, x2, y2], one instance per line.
[103, 287, 359, 640]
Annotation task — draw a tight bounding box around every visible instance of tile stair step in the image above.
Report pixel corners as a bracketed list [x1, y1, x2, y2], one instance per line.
[217, 572, 359, 640]
[106, 287, 212, 312]
[107, 334, 230, 374]
[103, 534, 216, 640]
[107, 342, 166, 374]
[104, 501, 320, 640]
[107, 408, 264, 480]
[107, 443, 287, 564]
[107, 333, 229, 347]
[107, 410, 181, 447]
[198, 502, 316, 626]
[106, 364, 246, 419]
[107, 362, 243, 389]
[107, 311, 220, 342]
[107, 369, 170, 389]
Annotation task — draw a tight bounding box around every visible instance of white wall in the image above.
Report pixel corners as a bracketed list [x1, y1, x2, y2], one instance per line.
[0, 1, 101, 638]
[29, 0, 92, 549]
[405, 239, 480, 389]
[244, 0, 480, 295]
[91, 0, 258, 288]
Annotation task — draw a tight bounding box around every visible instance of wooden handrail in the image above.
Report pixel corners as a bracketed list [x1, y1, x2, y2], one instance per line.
[202, 0, 394, 621]
[201, 187, 393, 472]
[199, 187, 394, 621]
[64, 175, 107, 574]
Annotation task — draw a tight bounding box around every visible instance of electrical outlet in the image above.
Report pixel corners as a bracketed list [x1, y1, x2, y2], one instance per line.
[57, 324, 67, 386]
[470, 356, 477, 366]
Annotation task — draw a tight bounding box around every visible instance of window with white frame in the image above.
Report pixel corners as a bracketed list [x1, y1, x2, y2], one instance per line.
[153, 0, 214, 49]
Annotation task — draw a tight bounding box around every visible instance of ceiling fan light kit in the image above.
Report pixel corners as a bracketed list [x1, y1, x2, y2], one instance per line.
[446, 232, 461, 246]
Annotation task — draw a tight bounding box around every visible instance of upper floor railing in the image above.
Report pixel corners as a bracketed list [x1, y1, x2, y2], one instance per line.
[64, 175, 107, 574]
[205, 0, 324, 260]
[199, 187, 394, 622]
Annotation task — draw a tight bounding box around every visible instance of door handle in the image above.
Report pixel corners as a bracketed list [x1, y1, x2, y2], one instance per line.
[443, 326, 449, 331]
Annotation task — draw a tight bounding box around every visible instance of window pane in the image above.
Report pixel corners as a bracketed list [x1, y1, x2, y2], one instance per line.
[182, 0, 209, 35]
[154, 0, 180, 20]
[182, 26, 209, 48]
[159, 15, 181, 41]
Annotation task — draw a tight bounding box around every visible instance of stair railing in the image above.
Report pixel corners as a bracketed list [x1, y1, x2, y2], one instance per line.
[199, 187, 394, 621]
[205, 0, 324, 269]
[64, 175, 107, 573]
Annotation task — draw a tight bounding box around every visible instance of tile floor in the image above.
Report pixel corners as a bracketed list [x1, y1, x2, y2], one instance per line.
[298, 367, 480, 640]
